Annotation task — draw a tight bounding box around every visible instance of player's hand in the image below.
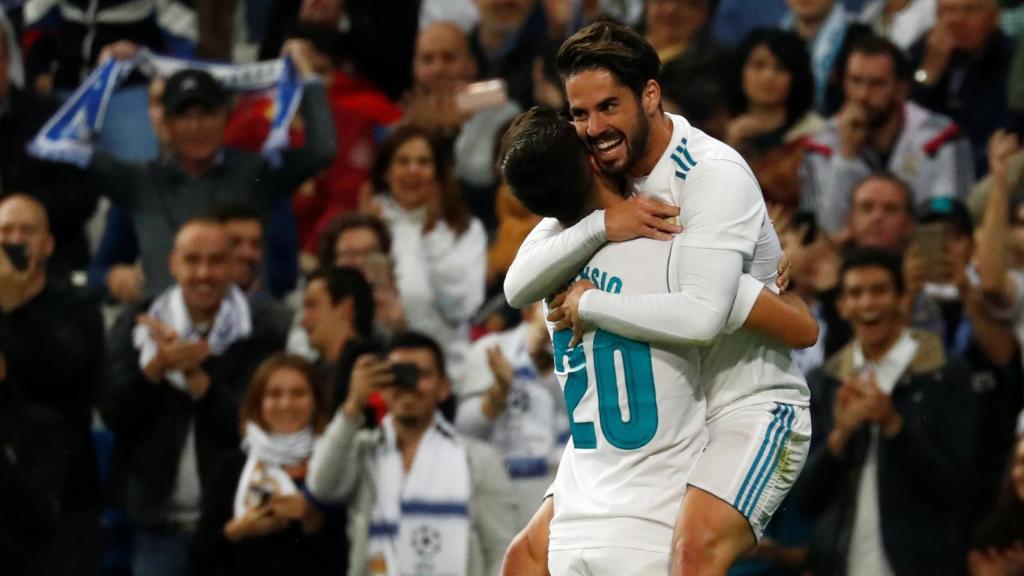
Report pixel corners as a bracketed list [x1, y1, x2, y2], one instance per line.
[776, 253, 792, 294]
[604, 196, 682, 242]
[562, 280, 596, 347]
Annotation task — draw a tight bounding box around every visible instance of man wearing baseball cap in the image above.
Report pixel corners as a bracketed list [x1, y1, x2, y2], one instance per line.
[81, 39, 338, 299]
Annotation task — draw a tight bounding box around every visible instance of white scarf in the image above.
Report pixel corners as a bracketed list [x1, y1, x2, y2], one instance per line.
[232, 422, 313, 519]
[367, 413, 471, 576]
[132, 285, 252, 390]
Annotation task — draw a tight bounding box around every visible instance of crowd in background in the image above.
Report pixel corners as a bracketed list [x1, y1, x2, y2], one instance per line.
[2, 0, 1024, 574]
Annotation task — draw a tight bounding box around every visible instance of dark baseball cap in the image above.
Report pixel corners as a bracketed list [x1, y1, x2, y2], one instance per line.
[162, 68, 228, 115]
[918, 196, 973, 235]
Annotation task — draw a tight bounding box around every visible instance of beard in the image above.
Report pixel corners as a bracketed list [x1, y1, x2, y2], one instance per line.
[589, 107, 652, 176]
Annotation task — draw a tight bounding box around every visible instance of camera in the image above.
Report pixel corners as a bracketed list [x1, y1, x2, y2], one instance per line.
[391, 363, 420, 391]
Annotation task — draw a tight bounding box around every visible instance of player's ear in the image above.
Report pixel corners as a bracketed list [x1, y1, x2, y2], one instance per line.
[642, 80, 660, 115]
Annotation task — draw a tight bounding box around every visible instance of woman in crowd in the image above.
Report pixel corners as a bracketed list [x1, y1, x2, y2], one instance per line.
[970, 430, 1024, 575]
[190, 353, 341, 576]
[367, 125, 487, 385]
[725, 28, 823, 210]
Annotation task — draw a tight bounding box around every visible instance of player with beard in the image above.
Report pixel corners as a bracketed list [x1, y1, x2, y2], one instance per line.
[800, 34, 973, 236]
[502, 22, 811, 576]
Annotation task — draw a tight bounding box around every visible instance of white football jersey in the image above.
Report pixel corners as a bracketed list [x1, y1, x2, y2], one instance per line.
[632, 113, 810, 417]
[547, 237, 707, 553]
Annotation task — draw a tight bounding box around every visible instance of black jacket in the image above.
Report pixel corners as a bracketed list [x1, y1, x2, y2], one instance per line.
[799, 330, 975, 576]
[0, 381, 67, 576]
[101, 297, 287, 525]
[189, 449, 345, 576]
[0, 276, 104, 513]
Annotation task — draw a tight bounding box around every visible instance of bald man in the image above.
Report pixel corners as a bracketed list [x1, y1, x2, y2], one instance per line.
[102, 218, 288, 576]
[0, 194, 105, 576]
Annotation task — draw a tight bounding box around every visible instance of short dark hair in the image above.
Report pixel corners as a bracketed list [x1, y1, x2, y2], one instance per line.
[729, 28, 815, 125]
[317, 212, 393, 268]
[209, 203, 264, 226]
[308, 266, 375, 338]
[852, 172, 915, 216]
[499, 106, 593, 223]
[557, 21, 661, 97]
[844, 34, 910, 82]
[388, 331, 447, 379]
[840, 247, 905, 295]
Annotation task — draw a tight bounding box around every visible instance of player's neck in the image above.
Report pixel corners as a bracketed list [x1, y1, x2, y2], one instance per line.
[628, 112, 674, 178]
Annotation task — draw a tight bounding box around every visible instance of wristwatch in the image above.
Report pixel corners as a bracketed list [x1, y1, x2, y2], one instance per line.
[913, 68, 930, 84]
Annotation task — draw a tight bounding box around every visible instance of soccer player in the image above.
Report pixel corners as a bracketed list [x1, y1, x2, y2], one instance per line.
[500, 106, 816, 575]
[502, 23, 812, 576]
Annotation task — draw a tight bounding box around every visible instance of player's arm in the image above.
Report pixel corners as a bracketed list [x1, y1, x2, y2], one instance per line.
[743, 288, 820, 349]
[504, 198, 682, 308]
[501, 496, 553, 576]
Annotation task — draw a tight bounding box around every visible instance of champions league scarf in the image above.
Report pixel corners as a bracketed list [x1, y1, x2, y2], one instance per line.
[233, 422, 313, 519]
[368, 413, 471, 576]
[28, 49, 304, 168]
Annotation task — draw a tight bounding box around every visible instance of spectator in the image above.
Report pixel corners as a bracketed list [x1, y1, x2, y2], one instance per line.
[0, 23, 98, 271]
[0, 364, 67, 576]
[454, 303, 567, 531]
[801, 35, 973, 235]
[977, 130, 1024, 339]
[101, 218, 288, 576]
[799, 248, 975, 576]
[725, 28, 824, 209]
[970, 430, 1024, 575]
[640, 0, 724, 68]
[846, 173, 918, 253]
[300, 266, 379, 412]
[781, 0, 857, 112]
[190, 353, 343, 576]
[317, 212, 406, 335]
[467, 0, 562, 110]
[225, 23, 402, 260]
[0, 194, 104, 576]
[368, 126, 487, 385]
[712, 0, 789, 47]
[209, 203, 293, 338]
[904, 197, 1023, 520]
[404, 20, 523, 231]
[486, 181, 542, 287]
[20, 0, 196, 93]
[307, 331, 515, 575]
[909, 0, 1017, 176]
[858, 0, 936, 49]
[69, 39, 336, 299]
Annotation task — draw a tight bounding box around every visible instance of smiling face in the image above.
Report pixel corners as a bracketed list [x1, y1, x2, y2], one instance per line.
[165, 105, 228, 167]
[385, 136, 438, 210]
[840, 265, 903, 353]
[566, 69, 653, 177]
[170, 222, 232, 321]
[261, 366, 316, 435]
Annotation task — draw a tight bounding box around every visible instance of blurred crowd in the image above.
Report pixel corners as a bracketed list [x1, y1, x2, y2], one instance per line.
[2, 0, 1024, 575]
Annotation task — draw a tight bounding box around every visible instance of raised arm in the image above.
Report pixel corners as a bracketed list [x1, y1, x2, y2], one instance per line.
[977, 130, 1021, 310]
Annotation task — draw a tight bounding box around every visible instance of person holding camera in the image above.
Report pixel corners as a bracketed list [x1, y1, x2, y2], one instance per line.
[307, 331, 515, 576]
[0, 194, 105, 576]
[190, 353, 344, 576]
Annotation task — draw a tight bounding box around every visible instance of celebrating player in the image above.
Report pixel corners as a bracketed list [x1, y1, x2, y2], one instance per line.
[502, 22, 813, 576]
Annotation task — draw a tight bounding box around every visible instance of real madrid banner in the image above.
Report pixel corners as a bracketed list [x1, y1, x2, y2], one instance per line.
[28, 48, 304, 168]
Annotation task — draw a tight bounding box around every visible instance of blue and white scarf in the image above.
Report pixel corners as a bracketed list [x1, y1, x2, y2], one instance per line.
[28, 49, 304, 168]
[368, 413, 471, 576]
[132, 284, 252, 391]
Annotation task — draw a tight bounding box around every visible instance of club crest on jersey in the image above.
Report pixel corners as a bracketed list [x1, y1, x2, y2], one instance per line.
[578, 266, 623, 294]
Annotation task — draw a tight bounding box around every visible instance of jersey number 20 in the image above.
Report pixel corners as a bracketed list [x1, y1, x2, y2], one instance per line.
[553, 330, 658, 450]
